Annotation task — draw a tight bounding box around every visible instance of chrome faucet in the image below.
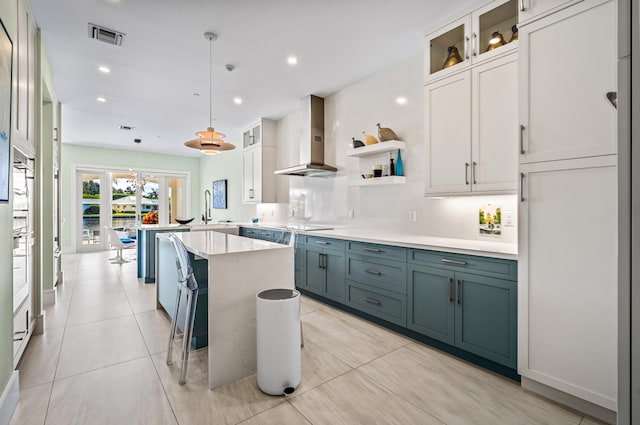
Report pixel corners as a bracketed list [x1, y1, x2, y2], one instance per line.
[203, 190, 211, 224]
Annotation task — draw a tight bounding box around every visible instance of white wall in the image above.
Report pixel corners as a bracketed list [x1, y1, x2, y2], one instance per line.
[268, 54, 517, 243]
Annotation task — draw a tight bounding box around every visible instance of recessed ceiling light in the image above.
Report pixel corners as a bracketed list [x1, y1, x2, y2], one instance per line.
[287, 56, 298, 66]
[96, 97, 106, 103]
[396, 96, 408, 105]
[98, 65, 110, 73]
[233, 97, 243, 105]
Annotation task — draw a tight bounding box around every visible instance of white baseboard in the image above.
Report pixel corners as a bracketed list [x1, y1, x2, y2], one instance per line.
[34, 314, 44, 335]
[0, 371, 19, 425]
[521, 377, 616, 424]
[43, 289, 56, 307]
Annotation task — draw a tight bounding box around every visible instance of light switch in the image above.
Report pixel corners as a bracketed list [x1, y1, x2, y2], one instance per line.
[408, 210, 417, 222]
[503, 211, 515, 226]
[348, 209, 355, 219]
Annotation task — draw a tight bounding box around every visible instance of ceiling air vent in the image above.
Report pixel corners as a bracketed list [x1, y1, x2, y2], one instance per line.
[88, 23, 125, 46]
[119, 125, 135, 131]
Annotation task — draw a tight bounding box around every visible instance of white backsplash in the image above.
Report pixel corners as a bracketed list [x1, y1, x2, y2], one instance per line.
[268, 53, 518, 244]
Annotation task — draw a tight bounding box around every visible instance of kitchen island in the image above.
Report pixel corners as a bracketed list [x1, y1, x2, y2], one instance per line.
[156, 230, 294, 389]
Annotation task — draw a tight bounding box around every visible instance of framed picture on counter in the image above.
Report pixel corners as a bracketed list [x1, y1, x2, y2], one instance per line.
[0, 18, 13, 203]
[212, 179, 227, 209]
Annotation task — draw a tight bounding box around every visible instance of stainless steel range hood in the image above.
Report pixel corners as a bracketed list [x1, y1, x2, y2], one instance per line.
[274, 95, 337, 177]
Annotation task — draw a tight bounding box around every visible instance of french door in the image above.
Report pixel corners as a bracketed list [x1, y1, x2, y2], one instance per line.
[75, 167, 189, 252]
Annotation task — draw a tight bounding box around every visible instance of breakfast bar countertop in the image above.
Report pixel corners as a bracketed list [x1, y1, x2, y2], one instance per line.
[177, 230, 288, 258]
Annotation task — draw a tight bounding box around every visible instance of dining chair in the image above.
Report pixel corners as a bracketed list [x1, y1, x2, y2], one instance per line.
[106, 227, 136, 264]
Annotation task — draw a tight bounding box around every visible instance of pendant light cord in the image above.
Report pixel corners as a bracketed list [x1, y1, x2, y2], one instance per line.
[209, 35, 213, 129]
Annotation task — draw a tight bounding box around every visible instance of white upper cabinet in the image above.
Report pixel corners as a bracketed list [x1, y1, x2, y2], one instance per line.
[14, 0, 37, 156]
[424, 71, 472, 194]
[518, 0, 582, 26]
[242, 119, 277, 204]
[425, 53, 518, 196]
[425, 0, 519, 83]
[518, 0, 617, 163]
[472, 54, 519, 192]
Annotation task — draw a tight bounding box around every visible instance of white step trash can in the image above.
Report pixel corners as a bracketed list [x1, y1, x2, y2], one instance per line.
[256, 288, 301, 396]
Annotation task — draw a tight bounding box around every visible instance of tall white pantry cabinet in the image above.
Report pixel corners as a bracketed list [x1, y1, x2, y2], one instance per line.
[518, 0, 618, 413]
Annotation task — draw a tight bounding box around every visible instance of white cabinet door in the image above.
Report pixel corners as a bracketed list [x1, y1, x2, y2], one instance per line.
[424, 15, 472, 82]
[518, 0, 582, 25]
[519, 0, 617, 164]
[242, 149, 255, 202]
[424, 71, 472, 195]
[518, 156, 617, 410]
[472, 54, 519, 192]
[252, 147, 263, 202]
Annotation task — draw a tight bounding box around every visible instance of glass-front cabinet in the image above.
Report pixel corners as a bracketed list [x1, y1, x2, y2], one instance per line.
[425, 0, 518, 82]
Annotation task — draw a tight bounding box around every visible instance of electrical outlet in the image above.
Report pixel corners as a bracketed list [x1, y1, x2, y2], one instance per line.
[408, 210, 417, 222]
[348, 209, 355, 219]
[503, 211, 515, 227]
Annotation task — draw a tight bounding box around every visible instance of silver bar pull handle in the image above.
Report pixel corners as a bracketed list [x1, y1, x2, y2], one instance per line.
[456, 280, 461, 304]
[606, 92, 617, 109]
[465, 163, 470, 185]
[520, 172, 526, 202]
[520, 0, 526, 11]
[520, 125, 525, 154]
[249, 189, 254, 199]
[365, 269, 381, 276]
[315, 241, 328, 245]
[363, 297, 381, 305]
[472, 33, 477, 56]
[465, 36, 470, 60]
[441, 258, 466, 266]
[318, 254, 322, 269]
[472, 161, 477, 185]
[448, 278, 453, 303]
[364, 247, 382, 253]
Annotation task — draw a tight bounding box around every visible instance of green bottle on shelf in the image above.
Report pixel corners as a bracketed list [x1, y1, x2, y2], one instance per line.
[396, 149, 403, 176]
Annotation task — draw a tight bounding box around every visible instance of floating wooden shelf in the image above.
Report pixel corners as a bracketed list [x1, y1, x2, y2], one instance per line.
[347, 140, 406, 158]
[350, 176, 406, 186]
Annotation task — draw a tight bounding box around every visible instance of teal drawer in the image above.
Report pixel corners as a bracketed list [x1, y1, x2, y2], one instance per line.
[260, 230, 276, 241]
[346, 280, 406, 326]
[239, 227, 260, 238]
[303, 235, 345, 251]
[408, 249, 517, 281]
[346, 254, 406, 294]
[347, 241, 407, 261]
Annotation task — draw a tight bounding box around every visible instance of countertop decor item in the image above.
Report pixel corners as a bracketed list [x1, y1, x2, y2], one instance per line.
[487, 31, 507, 52]
[377, 123, 398, 142]
[442, 45, 463, 70]
[184, 32, 236, 155]
[175, 218, 195, 225]
[396, 149, 403, 176]
[362, 131, 379, 145]
[352, 137, 364, 148]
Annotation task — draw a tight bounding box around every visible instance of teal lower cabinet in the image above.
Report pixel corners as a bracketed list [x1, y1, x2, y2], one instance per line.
[407, 265, 455, 345]
[454, 272, 516, 368]
[301, 237, 346, 303]
[294, 235, 305, 288]
[346, 280, 406, 326]
[407, 263, 517, 369]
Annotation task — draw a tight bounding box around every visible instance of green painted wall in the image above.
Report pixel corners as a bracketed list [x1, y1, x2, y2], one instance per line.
[198, 144, 255, 224]
[0, 0, 17, 401]
[60, 144, 201, 251]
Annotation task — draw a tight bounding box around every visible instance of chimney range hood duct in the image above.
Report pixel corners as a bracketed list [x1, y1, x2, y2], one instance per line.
[274, 95, 337, 177]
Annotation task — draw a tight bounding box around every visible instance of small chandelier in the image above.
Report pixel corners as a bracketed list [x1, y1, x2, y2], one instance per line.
[184, 32, 236, 155]
[126, 170, 147, 188]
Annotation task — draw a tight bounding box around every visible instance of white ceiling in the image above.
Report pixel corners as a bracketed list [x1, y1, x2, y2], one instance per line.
[30, 0, 474, 157]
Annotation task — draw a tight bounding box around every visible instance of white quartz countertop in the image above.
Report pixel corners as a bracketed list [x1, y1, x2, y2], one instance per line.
[298, 228, 518, 260]
[176, 231, 289, 258]
[139, 223, 238, 231]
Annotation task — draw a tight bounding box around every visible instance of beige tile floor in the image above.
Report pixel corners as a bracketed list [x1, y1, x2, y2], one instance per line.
[10, 251, 608, 425]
